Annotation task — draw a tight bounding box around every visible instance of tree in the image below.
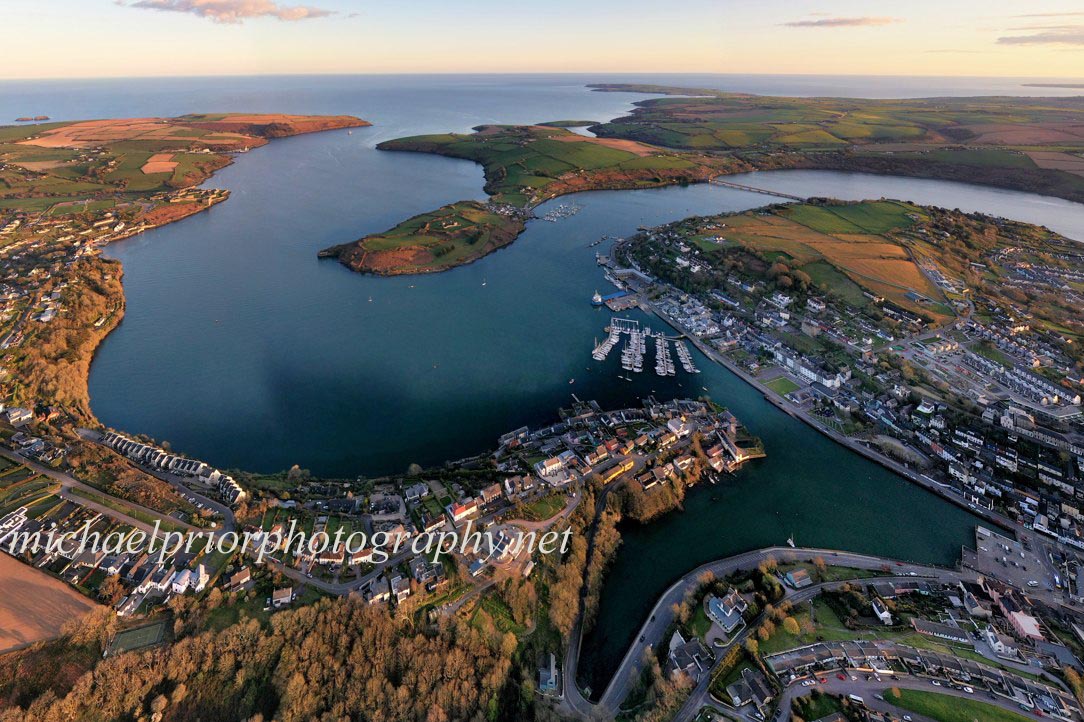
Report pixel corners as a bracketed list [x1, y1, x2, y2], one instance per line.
[783, 616, 800, 635]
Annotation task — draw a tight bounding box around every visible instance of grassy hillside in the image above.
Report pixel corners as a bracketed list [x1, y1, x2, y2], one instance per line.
[588, 85, 1084, 203]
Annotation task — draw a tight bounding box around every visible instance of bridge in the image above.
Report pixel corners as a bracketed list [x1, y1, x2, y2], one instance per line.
[708, 178, 806, 201]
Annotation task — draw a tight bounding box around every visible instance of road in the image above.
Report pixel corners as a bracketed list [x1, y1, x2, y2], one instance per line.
[558, 545, 963, 720]
[0, 446, 199, 535]
[637, 293, 1084, 612]
[76, 428, 237, 530]
[781, 673, 1040, 722]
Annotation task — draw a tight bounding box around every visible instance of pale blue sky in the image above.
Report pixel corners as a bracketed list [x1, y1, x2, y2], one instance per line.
[5, 0, 1084, 79]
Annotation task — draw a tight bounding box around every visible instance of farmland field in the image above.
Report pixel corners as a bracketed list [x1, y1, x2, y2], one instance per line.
[587, 84, 1084, 204]
[0, 553, 98, 653]
[682, 201, 949, 319]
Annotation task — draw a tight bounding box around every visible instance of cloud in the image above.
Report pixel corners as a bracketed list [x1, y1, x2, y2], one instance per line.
[1012, 12, 1084, 18]
[998, 26, 1084, 45]
[124, 0, 334, 23]
[781, 16, 899, 28]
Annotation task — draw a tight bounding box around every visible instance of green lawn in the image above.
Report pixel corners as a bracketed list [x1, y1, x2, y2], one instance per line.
[508, 493, 566, 522]
[764, 376, 800, 396]
[888, 689, 1031, 722]
[687, 602, 712, 640]
[760, 598, 852, 654]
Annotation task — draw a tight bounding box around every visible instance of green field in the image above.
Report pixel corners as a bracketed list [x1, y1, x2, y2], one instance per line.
[325, 200, 526, 274]
[888, 689, 1031, 722]
[377, 124, 735, 208]
[509, 493, 566, 522]
[585, 84, 1084, 204]
[764, 376, 800, 396]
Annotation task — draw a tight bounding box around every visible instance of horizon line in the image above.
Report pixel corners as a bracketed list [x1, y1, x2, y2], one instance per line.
[4, 70, 1084, 83]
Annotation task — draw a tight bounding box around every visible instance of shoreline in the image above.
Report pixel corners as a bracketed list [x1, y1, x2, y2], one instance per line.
[636, 291, 1007, 532]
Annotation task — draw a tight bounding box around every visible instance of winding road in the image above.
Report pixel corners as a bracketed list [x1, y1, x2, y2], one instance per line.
[559, 545, 965, 720]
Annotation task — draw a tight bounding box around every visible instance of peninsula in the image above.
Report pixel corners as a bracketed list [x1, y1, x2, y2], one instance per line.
[322, 85, 1084, 277]
[319, 123, 746, 274]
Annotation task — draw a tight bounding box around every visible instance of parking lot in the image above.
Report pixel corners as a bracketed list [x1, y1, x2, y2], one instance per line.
[962, 526, 1058, 595]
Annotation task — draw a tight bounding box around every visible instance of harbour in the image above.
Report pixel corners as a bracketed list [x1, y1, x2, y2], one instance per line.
[591, 317, 698, 378]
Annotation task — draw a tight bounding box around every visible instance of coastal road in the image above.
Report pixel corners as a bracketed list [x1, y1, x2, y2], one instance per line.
[665, 570, 967, 722]
[636, 293, 1084, 612]
[559, 545, 963, 720]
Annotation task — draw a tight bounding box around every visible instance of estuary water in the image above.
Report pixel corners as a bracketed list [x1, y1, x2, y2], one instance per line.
[7, 74, 1084, 689]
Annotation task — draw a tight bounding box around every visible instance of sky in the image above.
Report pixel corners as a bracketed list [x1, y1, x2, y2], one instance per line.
[4, 0, 1084, 79]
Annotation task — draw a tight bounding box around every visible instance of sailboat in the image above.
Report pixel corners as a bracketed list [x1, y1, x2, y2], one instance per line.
[482, 277, 487, 287]
[787, 534, 796, 548]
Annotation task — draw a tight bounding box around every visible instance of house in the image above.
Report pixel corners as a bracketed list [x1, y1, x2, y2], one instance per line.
[446, 499, 479, 523]
[316, 543, 346, 566]
[228, 567, 252, 590]
[4, 407, 32, 426]
[1008, 610, 1044, 641]
[192, 564, 210, 592]
[479, 483, 503, 508]
[272, 587, 293, 608]
[536, 456, 564, 477]
[872, 598, 893, 625]
[706, 590, 747, 633]
[421, 513, 446, 534]
[666, 631, 711, 683]
[982, 627, 1019, 657]
[403, 482, 429, 503]
[366, 577, 390, 605]
[784, 569, 813, 589]
[538, 653, 559, 694]
[911, 618, 971, 645]
[171, 568, 192, 594]
[726, 667, 774, 714]
[390, 575, 411, 603]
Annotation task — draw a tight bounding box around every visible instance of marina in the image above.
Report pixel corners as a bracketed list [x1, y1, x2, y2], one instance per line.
[592, 318, 697, 378]
[540, 202, 581, 222]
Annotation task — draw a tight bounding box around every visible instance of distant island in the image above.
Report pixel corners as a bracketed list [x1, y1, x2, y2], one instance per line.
[1023, 83, 1084, 89]
[323, 83, 1084, 277]
[14, 115, 50, 122]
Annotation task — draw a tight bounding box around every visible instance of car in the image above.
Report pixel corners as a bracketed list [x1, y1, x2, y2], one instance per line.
[903, 716, 913, 722]
[931, 680, 942, 686]
[891, 675, 899, 681]
[908, 571, 917, 576]
[1028, 581, 1039, 588]
[639, 635, 645, 643]
[850, 675, 857, 681]
[963, 686, 974, 694]
[819, 678, 827, 684]
[837, 674, 846, 681]
[896, 562, 903, 566]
